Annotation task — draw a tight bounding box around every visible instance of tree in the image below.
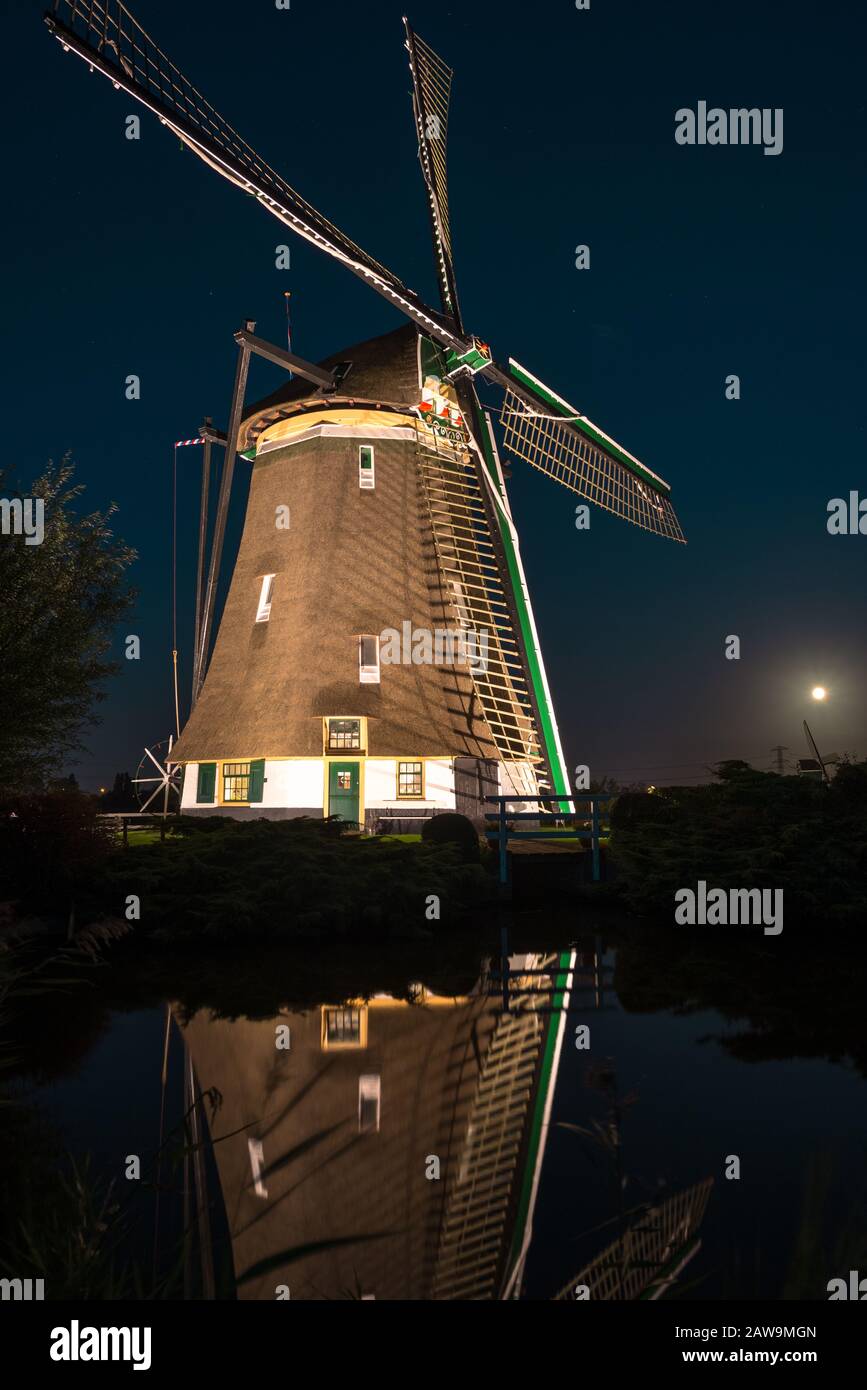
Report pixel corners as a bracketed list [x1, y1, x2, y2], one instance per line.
[103, 771, 138, 811]
[0, 457, 136, 790]
[48, 773, 80, 792]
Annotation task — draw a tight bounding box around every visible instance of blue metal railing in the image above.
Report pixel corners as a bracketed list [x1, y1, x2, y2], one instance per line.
[484, 794, 614, 886]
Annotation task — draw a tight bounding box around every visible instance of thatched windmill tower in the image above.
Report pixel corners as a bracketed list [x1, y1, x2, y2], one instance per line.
[46, 4, 685, 826]
[169, 325, 535, 828]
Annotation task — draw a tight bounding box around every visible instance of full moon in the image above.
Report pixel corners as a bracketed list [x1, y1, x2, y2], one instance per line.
[811, 686, 827, 701]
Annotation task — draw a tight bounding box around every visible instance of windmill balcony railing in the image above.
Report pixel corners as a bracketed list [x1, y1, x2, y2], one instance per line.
[484, 794, 614, 886]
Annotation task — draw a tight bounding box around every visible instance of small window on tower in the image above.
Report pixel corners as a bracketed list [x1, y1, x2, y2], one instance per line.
[256, 574, 275, 623]
[359, 635, 380, 684]
[359, 445, 375, 489]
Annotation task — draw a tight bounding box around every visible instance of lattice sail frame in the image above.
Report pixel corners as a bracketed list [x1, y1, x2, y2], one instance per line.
[49, 1, 398, 283]
[433, 971, 553, 1299]
[414, 423, 547, 779]
[500, 375, 686, 543]
[553, 1177, 714, 1301]
[44, 0, 463, 351]
[404, 22, 460, 324]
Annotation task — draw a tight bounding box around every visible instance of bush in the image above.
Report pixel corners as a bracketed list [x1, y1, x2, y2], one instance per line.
[421, 812, 481, 864]
[89, 818, 496, 941]
[608, 761, 867, 924]
[0, 790, 113, 916]
[609, 791, 674, 832]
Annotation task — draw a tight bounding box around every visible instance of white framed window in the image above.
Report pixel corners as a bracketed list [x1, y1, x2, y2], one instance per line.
[359, 444, 375, 489]
[321, 1006, 367, 1049]
[256, 574, 275, 623]
[326, 717, 363, 751]
[223, 761, 251, 803]
[359, 634, 380, 684]
[397, 761, 424, 798]
[358, 1074, 381, 1133]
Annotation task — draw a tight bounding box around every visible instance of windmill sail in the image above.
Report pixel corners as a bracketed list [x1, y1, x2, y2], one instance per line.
[45, 0, 461, 349]
[415, 426, 546, 777]
[553, 1177, 714, 1301]
[45, 2, 686, 554]
[497, 359, 686, 542]
[432, 996, 549, 1298]
[404, 22, 462, 328]
[415, 336, 558, 790]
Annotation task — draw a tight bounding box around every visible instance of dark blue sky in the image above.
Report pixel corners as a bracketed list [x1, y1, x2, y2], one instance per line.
[7, 0, 866, 788]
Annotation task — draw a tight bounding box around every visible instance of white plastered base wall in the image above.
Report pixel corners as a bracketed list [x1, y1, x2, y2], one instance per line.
[181, 759, 325, 812]
[180, 758, 458, 814]
[363, 758, 455, 811]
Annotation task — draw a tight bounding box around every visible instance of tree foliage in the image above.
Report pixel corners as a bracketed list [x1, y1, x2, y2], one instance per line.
[0, 458, 136, 789]
[609, 759, 867, 924]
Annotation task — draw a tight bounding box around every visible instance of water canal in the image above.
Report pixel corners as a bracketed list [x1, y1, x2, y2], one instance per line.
[3, 926, 865, 1301]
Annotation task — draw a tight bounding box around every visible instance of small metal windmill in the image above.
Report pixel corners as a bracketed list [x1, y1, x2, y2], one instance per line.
[800, 720, 840, 783]
[132, 736, 182, 813]
[44, 1, 686, 800]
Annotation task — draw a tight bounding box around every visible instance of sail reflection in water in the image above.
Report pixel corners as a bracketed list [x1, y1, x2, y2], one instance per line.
[179, 952, 578, 1299]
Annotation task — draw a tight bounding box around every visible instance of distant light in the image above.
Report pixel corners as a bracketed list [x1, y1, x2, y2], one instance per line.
[647, 784, 657, 793]
[811, 686, 827, 701]
[99, 787, 106, 794]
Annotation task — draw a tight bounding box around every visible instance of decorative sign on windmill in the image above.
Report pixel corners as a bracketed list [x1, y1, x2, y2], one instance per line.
[45, 2, 686, 830]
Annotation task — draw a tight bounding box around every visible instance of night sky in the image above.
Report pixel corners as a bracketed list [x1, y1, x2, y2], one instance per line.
[7, 0, 866, 789]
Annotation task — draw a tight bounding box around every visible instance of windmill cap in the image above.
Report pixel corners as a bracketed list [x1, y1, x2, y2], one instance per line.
[240, 323, 421, 453]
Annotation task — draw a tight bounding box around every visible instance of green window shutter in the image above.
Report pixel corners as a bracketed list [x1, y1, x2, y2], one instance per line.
[196, 762, 216, 803]
[248, 758, 265, 803]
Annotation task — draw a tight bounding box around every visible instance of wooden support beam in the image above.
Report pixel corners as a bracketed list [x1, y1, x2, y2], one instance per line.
[194, 326, 254, 701]
[233, 329, 336, 389]
[191, 425, 213, 707]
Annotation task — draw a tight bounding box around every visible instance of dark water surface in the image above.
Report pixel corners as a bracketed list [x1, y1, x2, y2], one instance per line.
[6, 926, 866, 1300]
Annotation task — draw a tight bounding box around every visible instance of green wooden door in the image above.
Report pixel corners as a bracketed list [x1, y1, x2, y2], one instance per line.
[328, 761, 359, 824]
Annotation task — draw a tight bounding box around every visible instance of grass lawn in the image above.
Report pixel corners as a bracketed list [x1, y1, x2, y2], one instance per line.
[121, 829, 165, 846]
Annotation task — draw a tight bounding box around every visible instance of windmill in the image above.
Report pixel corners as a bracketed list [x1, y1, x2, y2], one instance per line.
[132, 737, 182, 813]
[44, 2, 686, 828]
[798, 720, 840, 783]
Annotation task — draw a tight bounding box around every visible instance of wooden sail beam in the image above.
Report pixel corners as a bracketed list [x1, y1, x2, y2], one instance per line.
[44, 2, 468, 357]
[403, 19, 463, 328]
